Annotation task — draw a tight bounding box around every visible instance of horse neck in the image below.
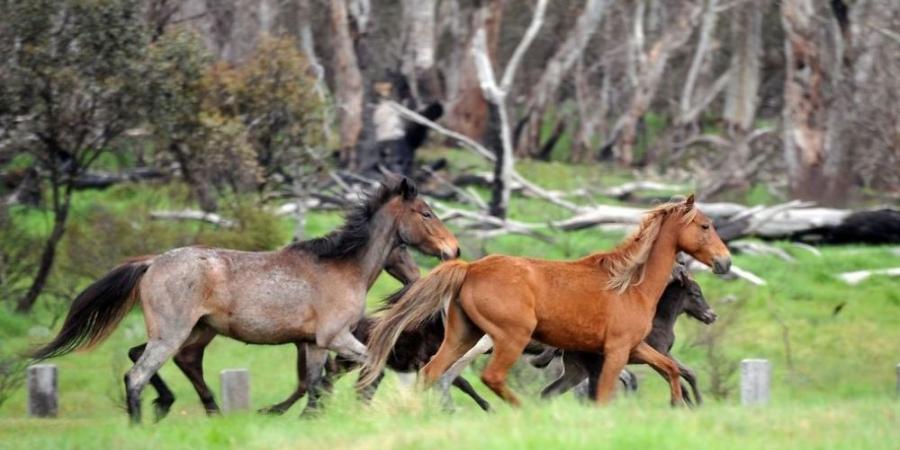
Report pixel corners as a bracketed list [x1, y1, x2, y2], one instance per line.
[634, 217, 680, 310]
[356, 209, 400, 288]
[653, 285, 686, 325]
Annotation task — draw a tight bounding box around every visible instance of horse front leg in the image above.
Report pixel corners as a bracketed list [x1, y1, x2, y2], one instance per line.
[319, 328, 368, 363]
[259, 342, 309, 415]
[299, 345, 330, 417]
[594, 347, 629, 405]
[675, 358, 702, 406]
[629, 342, 685, 406]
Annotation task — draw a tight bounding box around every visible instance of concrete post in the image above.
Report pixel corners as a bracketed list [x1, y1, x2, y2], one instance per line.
[27, 364, 58, 418]
[220, 369, 250, 412]
[740, 359, 770, 406]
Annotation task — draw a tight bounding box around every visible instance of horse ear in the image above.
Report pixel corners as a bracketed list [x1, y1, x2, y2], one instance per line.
[685, 194, 695, 208]
[399, 177, 417, 200]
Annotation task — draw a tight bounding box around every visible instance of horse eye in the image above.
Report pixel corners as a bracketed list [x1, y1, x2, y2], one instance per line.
[701, 223, 710, 230]
[422, 211, 433, 219]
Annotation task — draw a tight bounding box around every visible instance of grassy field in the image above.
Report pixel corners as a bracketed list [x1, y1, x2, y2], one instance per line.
[1, 152, 899, 448]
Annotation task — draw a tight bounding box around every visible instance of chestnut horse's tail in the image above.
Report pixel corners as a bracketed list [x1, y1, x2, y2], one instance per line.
[360, 260, 470, 387]
[31, 259, 152, 360]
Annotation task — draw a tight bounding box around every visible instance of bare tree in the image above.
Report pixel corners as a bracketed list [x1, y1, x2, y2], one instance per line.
[515, 0, 610, 157]
[330, 0, 365, 168]
[603, 1, 702, 166]
[780, 0, 857, 204]
[473, 0, 549, 218]
[401, 0, 440, 104]
[445, 0, 507, 141]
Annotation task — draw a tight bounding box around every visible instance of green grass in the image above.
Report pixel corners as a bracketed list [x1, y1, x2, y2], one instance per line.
[1, 151, 899, 448]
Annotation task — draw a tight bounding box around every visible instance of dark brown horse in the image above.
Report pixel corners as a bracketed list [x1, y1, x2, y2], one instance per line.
[538, 265, 717, 404]
[32, 178, 459, 423]
[261, 280, 492, 414]
[362, 195, 730, 406]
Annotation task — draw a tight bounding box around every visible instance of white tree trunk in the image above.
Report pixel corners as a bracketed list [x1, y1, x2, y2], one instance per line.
[401, 0, 439, 103]
[472, 0, 549, 218]
[608, 1, 702, 166]
[517, 0, 610, 156]
[679, 0, 719, 122]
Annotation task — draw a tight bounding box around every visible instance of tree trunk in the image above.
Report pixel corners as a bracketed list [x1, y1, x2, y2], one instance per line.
[571, 58, 609, 163]
[170, 142, 218, 212]
[678, 0, 719, 124]
[723, 1, 762, 132]
[330, 0, 365, 168]
[445, 0, 506, 141]
[16, 185, 71, 313]
[780, 0, 835, 203]
[605, 1, 702, 166]
[516, 0, 610, 157]
[401, 0, 441, 104]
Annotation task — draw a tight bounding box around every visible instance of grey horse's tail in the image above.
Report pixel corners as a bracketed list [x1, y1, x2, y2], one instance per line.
[31, 258, 151, 360]
[359, 260, 470, 388]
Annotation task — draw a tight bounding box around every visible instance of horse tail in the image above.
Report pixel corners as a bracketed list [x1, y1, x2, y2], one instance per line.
[31, 259, 152, 360]
[359, 260, 470, 387]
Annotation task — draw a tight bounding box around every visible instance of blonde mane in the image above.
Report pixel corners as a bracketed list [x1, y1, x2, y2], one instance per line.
[599, 200, 697, 293]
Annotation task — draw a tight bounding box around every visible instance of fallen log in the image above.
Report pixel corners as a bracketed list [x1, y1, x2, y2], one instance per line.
[552, 200, 900, 245]
[150, 210, 235, 227]
[72, 168, 167, 190]
[837, 267, 900, 285]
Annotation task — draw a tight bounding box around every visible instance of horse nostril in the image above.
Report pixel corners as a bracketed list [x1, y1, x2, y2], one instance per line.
[713, 256, 731, 274]
[455, 247, 462, 258]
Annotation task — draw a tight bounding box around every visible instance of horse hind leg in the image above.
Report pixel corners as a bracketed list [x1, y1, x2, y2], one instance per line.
[420, 300, 484, 388]
[437, 335, 492, 410]
[451, 376, 492, 412]
[172, 324, 219, 416]
[124, 323, 196, 424]
[128, 344, 175, 421]
[478, 333, 532, 406]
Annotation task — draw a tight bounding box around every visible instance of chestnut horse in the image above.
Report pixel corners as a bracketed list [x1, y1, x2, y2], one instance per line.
[32, 178, 459, 423]
[362, 195, 730, 406]
[538, 264, 717, 404]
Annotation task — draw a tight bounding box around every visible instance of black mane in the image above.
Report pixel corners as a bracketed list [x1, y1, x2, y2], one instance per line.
[288, 180, 409, 259]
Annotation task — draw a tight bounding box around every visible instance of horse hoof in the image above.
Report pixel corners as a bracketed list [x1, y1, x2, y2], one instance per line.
[299, 407, 322, 419]
[152, 397, 174, 422]
[258, 406, 287, 416]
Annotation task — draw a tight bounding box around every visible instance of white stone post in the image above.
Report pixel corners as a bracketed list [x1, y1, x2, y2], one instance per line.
[740, 359, 770, 406]
[220, 369, 250, 413]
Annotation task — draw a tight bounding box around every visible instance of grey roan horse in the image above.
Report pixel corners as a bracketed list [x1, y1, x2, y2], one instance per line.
[32, 178, 459, 424]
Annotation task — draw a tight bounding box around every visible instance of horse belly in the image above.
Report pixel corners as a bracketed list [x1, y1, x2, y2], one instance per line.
[532, 297, 608, 352]
[205, 276, 319, 344]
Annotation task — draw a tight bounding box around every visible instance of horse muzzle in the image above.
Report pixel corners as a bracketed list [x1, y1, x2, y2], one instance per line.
[440, 246, 461, 261]
[712, 256, 731, 274]
[701, 310, 718, 324]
